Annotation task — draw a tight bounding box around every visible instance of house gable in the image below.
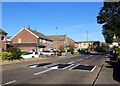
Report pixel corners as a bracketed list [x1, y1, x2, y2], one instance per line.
[12, 28, 39, 43]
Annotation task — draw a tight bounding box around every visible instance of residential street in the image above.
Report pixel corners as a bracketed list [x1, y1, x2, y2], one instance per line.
[2, 53, 106, 85]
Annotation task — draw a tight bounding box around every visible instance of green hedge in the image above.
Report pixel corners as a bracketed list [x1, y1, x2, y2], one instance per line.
[113, 48, 120, 56]
[2, 52, 12, 60]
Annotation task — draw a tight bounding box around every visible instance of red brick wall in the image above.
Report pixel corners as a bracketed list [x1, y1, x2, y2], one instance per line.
[0, 35, 7, 50]
[18, 46, 37, 52]
[12, 28, 38, 43]
[66, 37, 75, 46]
[50, 36, 75, 50]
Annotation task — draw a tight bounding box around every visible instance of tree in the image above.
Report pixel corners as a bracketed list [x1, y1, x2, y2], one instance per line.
[97, 1, 120, 45]
[67, 45, 74, 54]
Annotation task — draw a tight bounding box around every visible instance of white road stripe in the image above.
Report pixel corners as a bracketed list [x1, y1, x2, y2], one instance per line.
[34, 66, 58, 75]
[34, 69, 52, 75]
[4, 80, 16, 85]
[68, 61, 75, 64]
[86, 57, 89, 58]
[61, 64, 74, 70]
[77, 59, 83, 61]
[91, 66, 96, 72]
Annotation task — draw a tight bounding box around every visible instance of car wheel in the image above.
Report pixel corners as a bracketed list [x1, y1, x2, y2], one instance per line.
[32, 56, 35, 58]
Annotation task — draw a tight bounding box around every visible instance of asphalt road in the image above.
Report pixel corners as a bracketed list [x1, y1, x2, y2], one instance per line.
[2, 53, 107, 85]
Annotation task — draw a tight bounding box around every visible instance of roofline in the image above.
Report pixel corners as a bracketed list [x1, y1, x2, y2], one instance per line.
[11, 28, 39, 39]
[46, 35, 66, 36]
[75, 41, 100, 43]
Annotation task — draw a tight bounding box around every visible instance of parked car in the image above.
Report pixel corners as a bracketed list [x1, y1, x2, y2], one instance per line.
[81, 49, 85, 54]
[21, 52, 39, 59]
[53, 51, 62, 56]
[84, 49, 90, 54]
[40, 50, 54, 56]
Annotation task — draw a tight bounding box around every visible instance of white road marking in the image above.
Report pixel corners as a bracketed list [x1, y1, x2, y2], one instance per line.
[28, 65, 37, 68]
[61, 64, 74, 70]
[68, 61, 75, 64]
[69, 64, 80, 70]
[3, 80, 16, 85]
[91, 66, 96, 72]
[34, 66, 58, 75]
[86, 57, 89, 58]
[77, 59, 83, 61]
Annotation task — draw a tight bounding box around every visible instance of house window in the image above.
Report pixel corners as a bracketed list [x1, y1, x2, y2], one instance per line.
[39, 38, 42, 42]
[18, 38, 21, 43]
[47, 40, 49, 44]
[51, 41, 53, 44]
[1, 36, 5, 41]
[42, 39, 46, 43]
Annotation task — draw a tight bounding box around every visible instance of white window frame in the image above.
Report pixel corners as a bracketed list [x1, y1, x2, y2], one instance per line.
[18, 38, 21, 43]
[42, 39, 46, 43]
[39, 38, 42, 42]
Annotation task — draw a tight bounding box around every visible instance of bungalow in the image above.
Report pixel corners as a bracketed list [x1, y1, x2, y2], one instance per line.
[0, 29, 8, 52]
[11, 26, 53, 52]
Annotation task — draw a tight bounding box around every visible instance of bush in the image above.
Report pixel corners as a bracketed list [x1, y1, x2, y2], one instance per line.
[59, 46, 65, 53]
[113, 48, 120, 56]
[67, 45, 74, 54]
[7, 47, 22, 60]
[2, 52, 12, 60]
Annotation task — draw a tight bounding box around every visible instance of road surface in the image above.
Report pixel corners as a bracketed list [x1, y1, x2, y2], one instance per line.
[2, 53, 107, 85]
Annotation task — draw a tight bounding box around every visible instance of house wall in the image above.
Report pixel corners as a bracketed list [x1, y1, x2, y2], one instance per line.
[17, 46, 37, 52]
[50, 36, 75, 51]
[66, 37, 75, 46]
[0, 34, 7, 51]
[12, 28, 38, 43]
[12, 28, 39, 52]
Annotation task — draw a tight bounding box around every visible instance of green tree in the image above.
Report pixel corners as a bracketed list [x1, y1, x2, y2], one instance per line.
[67, 45, 74, 54]
[59, 46, 65, 53]
[97, 1, 120, 45]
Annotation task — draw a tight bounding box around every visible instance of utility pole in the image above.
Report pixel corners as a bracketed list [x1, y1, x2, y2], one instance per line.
[87, 31, 88, 41]
[56, 27, 58, 57]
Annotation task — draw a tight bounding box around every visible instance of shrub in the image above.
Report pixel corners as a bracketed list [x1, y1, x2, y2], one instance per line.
[2, 52, 12, 60]
[7, 47, 22, 60]
[59, 46, 65, 53]
[67, 45, 74, 54]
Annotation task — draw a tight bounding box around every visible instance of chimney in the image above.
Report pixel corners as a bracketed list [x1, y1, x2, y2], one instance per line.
[35, 28, 36, 32]
[28, 26, 30, 30]
[113, 34, 116, 39]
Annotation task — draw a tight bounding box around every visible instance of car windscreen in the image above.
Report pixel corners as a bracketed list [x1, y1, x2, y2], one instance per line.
[24, 52, 33, 55]
[42, 51, 51, 53]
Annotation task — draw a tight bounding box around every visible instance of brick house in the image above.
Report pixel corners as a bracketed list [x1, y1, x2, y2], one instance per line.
[46, 35, 75, 51]
[11, 26, 53, 52]
[0, 29, 8, 52]
[75, 41, 100, 49]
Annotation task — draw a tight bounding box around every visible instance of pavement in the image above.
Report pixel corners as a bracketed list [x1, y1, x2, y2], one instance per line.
[1, 53, 115, 85]
[95, 55, 120, 85]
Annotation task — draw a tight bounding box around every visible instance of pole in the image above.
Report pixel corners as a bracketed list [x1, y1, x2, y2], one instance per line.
[87, 31, 88, 41]
[56, 27, 57, 57]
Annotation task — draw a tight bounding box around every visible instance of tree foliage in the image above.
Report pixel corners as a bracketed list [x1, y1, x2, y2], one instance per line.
[97, 2, 120, 44]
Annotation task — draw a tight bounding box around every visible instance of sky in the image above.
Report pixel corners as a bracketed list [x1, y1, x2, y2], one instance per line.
[2, 2, 105, 42]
